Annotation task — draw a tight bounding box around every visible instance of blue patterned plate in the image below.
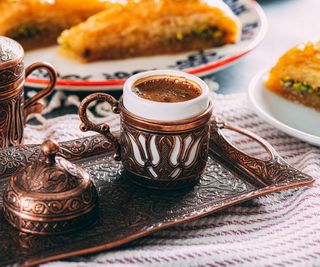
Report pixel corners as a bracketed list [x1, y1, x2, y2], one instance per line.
[25, 0, 267, 91]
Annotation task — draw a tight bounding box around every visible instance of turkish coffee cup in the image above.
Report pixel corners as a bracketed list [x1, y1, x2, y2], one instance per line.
[79, 70, 212, 189]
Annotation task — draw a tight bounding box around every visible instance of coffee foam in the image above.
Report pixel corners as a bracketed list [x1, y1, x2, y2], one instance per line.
[132, 75, 202, 103]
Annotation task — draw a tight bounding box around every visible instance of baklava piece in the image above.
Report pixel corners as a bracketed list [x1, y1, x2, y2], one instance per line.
[265, 42, 320, 110]
[0, 0, 109, 50]
[58, 0, 242, 62]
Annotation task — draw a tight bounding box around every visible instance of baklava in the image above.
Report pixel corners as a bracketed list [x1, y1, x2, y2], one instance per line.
[58, 0, 242, 61]
[265, 42, 320, 111]
[0, 0, 109, 50]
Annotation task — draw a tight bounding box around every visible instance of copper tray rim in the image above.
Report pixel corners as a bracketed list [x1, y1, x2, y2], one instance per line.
[22, 151, 314, 267]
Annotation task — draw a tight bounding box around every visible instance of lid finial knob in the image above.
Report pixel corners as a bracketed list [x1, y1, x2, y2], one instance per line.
[41, 139, 60, 165]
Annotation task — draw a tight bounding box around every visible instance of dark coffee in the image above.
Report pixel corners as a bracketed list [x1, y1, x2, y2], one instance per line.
[132, 76, 202, 103]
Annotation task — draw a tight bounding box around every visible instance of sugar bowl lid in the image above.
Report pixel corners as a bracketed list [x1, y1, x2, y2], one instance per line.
[0, 36, 24, 70]
[3, 139, 98, 235]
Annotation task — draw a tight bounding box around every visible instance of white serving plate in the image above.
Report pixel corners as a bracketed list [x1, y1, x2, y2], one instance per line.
[248, 71, 320, 146]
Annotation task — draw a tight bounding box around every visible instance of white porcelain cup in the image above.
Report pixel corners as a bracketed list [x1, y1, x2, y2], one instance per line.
[123, 70, 210, 121]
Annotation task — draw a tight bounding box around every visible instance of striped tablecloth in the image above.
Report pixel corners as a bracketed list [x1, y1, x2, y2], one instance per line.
[25, 93, 320, 267]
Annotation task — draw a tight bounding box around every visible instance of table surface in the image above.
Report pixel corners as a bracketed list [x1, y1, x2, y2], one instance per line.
[26, 0, 320, 117]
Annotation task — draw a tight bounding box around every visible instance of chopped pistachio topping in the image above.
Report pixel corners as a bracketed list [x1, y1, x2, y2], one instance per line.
[212, 30, 223, 41]
[281, 78, 319, 93]
[176, 32, 184, 41]
[175, 25, 224, 42]
[283, 80, 293, 88]
[196, 25, 223, 41]
[12, 25, 44, 40]
[62, 42, 71, 50]
[196, 25, 209, 34]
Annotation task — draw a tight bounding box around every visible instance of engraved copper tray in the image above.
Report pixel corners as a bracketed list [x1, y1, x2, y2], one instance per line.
[0, 126, 314, 267]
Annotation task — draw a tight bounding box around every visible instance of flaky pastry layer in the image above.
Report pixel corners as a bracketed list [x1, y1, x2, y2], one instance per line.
[58, 0, 242, 62]
[0, 0, 109, 50]
[265, 42, 320, 110]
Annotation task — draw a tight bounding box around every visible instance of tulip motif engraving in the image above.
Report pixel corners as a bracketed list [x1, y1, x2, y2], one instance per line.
[121, 121, 210, 184]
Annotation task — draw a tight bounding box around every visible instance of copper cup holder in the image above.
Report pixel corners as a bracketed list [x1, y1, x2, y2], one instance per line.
[0, 36, 57, 148]
[79, 93, 213, 189]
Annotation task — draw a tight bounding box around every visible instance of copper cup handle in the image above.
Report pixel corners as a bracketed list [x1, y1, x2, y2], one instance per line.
[79, 93, 121, 161]
[24, 62, 57, 120]
[211, 117, 292, 187]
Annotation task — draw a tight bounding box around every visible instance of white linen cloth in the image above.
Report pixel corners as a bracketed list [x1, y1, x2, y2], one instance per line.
[24, 93, 320, 267]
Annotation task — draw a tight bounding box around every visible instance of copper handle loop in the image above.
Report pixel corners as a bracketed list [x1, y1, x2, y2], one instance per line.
[79, 93, 121, 161]
[212, 117, 278, 187]
[218, 123, 276, 160]
[24, 62, 57, 120]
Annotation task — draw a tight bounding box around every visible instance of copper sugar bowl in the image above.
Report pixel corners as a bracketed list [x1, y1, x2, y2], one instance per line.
[2, 139, 98, 235]
[0, 36, 57, 148]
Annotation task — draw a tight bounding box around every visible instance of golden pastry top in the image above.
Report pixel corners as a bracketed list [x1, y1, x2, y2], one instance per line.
[277, 41, 320, 68]
[266, 41, 320, 92]
[0, 0, 110, 11]
[62, 0, 240, 38]
[58, 0, 241, 61]
[87, 0, 238, 20]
